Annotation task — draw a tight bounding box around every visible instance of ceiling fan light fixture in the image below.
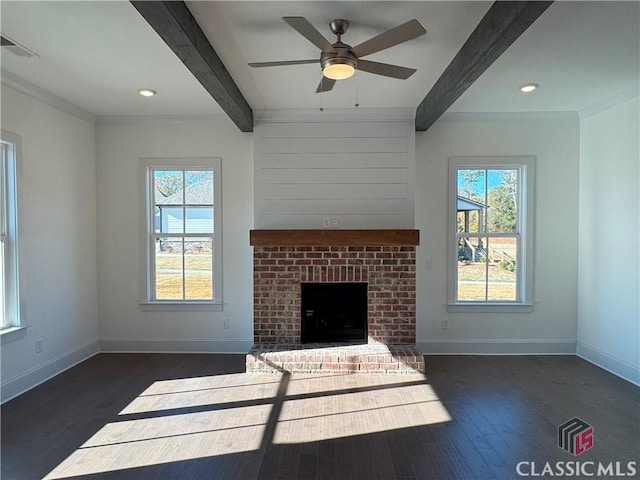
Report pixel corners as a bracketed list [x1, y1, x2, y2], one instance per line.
[519, 83, 539, 93]
[322, 63, 356, 80]
[249, 17, 426, 93]
[323, 62, 355, 80]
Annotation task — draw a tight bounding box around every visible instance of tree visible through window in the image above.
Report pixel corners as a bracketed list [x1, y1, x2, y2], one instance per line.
[449, 157, 534, 306]
[142, 158, 222, 306]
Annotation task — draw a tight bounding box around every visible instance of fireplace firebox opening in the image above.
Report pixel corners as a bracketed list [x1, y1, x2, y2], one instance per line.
[301, 282, 368, 344]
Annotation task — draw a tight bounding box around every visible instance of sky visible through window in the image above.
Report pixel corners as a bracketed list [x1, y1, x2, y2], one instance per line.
[152, 169, 215, 301]
[456, 167, 519, 302]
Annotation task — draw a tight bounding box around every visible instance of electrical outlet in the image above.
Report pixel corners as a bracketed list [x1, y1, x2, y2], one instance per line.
[425, 260, 432, 270]
[323, 216, 331, 228]
[35, 338, 43, 353]
[331, 217, 339, 228]
[441, 318, 449, 330]
[222, 318, 229, 329]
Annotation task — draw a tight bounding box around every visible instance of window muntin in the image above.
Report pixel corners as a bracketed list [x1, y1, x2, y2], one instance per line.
[449, 157, 534, 307]
[142, 159, 222, 306]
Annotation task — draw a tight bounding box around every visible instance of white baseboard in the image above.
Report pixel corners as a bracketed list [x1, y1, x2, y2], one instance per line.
[1, 340, 99, 404]
[417, 339, 576, 355]
[576, 342, 640, 386]
[99, 338, 253, 354]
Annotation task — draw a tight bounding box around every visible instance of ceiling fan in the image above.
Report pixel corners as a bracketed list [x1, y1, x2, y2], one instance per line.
[248, 17, 426, 93]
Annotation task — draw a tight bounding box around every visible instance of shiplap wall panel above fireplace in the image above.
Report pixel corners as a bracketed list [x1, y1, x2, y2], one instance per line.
[254, 120, 415, 229]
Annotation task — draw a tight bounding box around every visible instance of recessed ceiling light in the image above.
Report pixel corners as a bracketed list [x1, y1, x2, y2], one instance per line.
[137, 88, 157, 97]
[519, 83, 539, 93]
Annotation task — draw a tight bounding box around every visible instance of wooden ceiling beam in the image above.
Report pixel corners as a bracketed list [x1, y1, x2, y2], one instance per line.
[131, 1, 253, 132]
[415, 1, 553, 132]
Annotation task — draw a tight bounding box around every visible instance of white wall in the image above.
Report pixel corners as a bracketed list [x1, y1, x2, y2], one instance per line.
[0, 85, 99, 402]
[254, 118, 415, 229]
[415, 114, 580, 354]
[2, 79, 634, 398]
[578, 97, 640, 385]
[95, 117, 254, 353]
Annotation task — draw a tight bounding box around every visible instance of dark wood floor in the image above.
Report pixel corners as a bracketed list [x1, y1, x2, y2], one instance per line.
[2, 354, 638, 479]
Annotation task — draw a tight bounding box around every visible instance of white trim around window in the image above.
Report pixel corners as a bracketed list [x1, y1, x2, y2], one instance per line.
[447, 156, 535, 312]
[1, 130, 27, 340]
[139, 157, 223, 311]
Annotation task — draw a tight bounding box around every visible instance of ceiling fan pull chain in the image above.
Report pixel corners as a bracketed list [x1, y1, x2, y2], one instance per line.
[354, 70, 360, 107]
[319, 78, 325, 112]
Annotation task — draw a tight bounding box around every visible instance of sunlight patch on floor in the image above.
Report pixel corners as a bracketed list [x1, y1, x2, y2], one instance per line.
[82, 404, 272, 449]
[275, 379, 451, 443]
[137, 373, 283, 397]
[43, 372, 451, 479]
[43, 421, 265, 479]
[119, 373, 282, 415]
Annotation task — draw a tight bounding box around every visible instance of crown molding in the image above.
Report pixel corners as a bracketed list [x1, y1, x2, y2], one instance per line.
[579, 87, 639, 120]
[95, 114, 233, 126]
[1, 70, 96, 124]
[254, 107, 415, 124]
[438, 111, 578, 123]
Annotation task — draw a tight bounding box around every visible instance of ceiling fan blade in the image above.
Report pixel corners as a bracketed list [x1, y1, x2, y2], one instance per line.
[249, 59, 318, 68]
[351, 19, 426, 58]
[356, 59, 416, 79]
[315, 77, 336, 93]
[283, 17, 336, 53]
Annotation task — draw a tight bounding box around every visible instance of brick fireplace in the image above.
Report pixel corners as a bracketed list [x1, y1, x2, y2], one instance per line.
[247, 230, 424, 374]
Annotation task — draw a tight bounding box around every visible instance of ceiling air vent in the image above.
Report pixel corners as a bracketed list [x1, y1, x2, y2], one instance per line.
[1, 35, 16, 46]
[0, 34, 37, 58]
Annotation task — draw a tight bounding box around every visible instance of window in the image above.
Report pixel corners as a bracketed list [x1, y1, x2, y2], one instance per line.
[140, 158, 222, 309]
[448, 156, 534, 310]
[1, 131, 23, 332]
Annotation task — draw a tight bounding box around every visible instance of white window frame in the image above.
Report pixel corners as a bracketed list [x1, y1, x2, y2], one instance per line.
[139, 157, 223, 311]
[447, 156, 535, 312]
[1, 130, 26, 341]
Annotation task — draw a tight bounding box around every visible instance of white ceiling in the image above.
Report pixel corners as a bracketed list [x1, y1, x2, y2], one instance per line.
[450, 1, 640, 114]
[0, 1, 223, 116]
[1, 1, 638, 121]
[187, 1, 492, 111]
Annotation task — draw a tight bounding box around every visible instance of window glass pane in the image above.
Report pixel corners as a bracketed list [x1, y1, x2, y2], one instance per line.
[185, 171, 214, 205]
[154, 170, 184, 201]
[155, 237, 183, 300]
[488, 237, 518, 301]
[487, 169, 518, 233]
[451, 158, 531, 306]
[158, 207, 184, 234]
[184, 238, 212, 300]
[146, 161, 220, 304]
[457, 169, 486, 201]
[457, 169, 486, 233]
[185, 207, 213, 233]
[457, 236, 488, 301]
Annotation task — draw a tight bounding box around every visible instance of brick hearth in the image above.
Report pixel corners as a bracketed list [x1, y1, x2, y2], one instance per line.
[249, 229, 423, 374]
[247, 343, 424, 374]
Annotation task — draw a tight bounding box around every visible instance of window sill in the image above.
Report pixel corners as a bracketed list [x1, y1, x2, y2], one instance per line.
[1, 325, 29, 344]
[447, 303, 534, 313]
[139, 301, 223, 312]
